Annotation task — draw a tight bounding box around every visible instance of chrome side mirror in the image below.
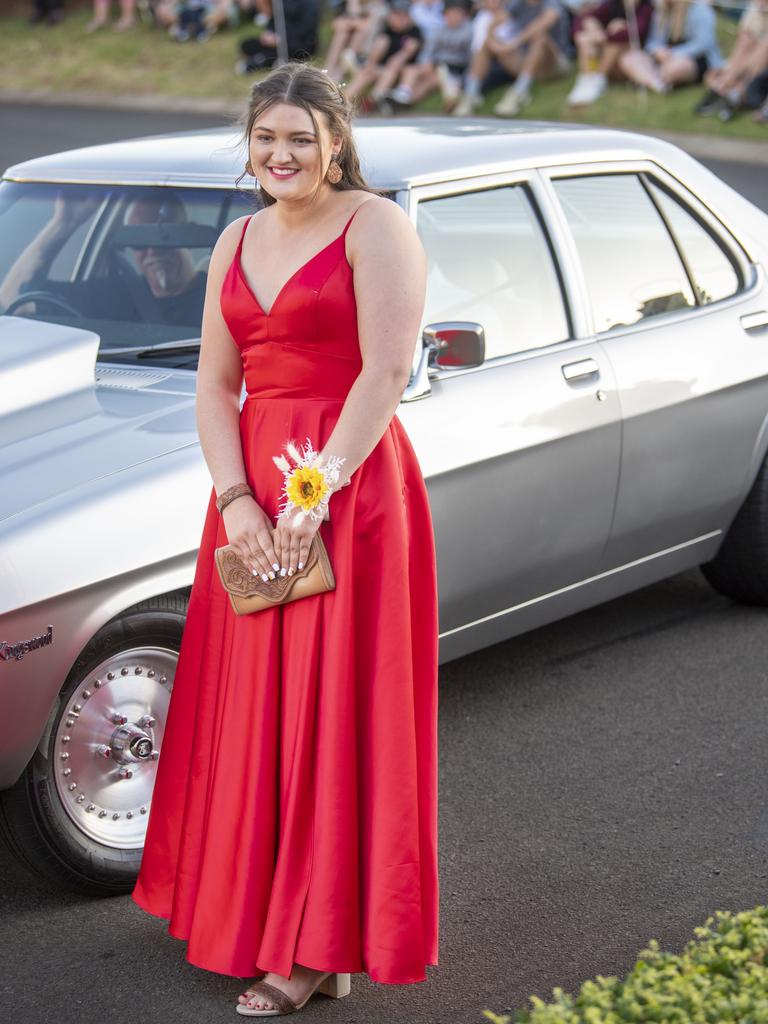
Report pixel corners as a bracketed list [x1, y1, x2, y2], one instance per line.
[401, 322, 486, 403]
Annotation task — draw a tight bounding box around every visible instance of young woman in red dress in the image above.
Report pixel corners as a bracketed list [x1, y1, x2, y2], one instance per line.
[130, 61, 440, 1017]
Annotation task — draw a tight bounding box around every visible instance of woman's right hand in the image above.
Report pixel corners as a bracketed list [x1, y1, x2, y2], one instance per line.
[222, 495, 281, 582]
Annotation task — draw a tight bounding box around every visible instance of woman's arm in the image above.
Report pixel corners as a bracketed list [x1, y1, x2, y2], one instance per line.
[196, 213, 283, 579]
[320, 196, 425, 483]
[195, 216, 249, 498]
[668, 1, 718, 60]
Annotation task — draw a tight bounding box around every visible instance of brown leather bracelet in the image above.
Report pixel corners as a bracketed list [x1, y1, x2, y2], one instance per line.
[216, 482, 253, 514]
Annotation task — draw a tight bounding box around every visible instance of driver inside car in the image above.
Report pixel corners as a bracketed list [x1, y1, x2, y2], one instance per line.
[0, 189, 208, 327]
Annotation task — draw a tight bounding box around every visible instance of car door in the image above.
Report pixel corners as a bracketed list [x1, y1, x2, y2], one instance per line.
[395, 172, 622, 661]
[544, 163, 768, 570]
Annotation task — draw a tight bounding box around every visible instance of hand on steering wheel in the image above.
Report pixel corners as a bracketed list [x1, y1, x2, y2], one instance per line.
[4, 290, 85, 319]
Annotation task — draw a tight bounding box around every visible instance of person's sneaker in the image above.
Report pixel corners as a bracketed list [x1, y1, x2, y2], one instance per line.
[717, 97, 739, 122]
[436, 63, 461, 103]
[567, 72, 592, 106]
[583, 71, 606, 104]
[694, 88, 723, 116]
[493, 84, 531, 117]
[452, 91, 481, 116]
[169, 25, 190, 40]
[388, 85, 414, 105]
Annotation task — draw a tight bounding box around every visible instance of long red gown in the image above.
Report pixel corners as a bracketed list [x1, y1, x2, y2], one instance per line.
[130, 200, 440, 985]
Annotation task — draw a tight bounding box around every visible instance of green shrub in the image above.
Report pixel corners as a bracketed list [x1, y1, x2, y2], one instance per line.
[483, 906, 768, 1023]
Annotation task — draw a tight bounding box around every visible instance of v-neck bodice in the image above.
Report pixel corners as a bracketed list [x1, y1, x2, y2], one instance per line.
[220, 201, 374, 401]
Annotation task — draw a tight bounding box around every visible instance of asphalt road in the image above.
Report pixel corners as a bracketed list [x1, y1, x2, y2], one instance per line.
[1, 105, 768, 1024]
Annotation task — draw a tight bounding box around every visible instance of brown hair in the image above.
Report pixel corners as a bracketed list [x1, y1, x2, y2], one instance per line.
[232, 61, 386, 208]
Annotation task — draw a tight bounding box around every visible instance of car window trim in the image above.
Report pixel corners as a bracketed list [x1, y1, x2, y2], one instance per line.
[408, 170, 579, 375]
[539, 159, 760, 341]
[640, 171, 746, 300]
[639, 173, 702, 306]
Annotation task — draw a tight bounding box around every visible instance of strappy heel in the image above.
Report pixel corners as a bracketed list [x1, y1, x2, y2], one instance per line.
[235, 971, 352, 1016]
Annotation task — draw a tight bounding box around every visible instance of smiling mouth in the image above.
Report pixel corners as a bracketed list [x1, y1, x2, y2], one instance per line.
[268, 167, 300, 178]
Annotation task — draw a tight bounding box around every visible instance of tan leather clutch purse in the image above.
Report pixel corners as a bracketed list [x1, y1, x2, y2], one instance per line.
[214, 531, 336, 615]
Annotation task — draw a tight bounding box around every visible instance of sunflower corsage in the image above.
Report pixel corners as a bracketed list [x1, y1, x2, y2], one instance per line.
[272, 437, 347, 526]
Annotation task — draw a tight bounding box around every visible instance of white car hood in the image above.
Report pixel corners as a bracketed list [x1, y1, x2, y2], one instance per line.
[0, 316, 202, 525]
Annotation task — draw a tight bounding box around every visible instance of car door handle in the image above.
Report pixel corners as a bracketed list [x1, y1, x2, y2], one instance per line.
[561, 358, 600, 382]
[740, 311, 768, 332]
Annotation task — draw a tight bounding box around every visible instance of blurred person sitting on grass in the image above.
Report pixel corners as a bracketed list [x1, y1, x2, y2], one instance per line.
[29, 0, 65, 26]
[694, 0, 768, 119]
[202, 0, 244, 31]
[453, 0, 572, 116]
[154, 0, 233, 40]
[409, 0, 447, 41]
[235, 0, 319, 71]
[566, 0, 653, 105]
[619, 0, 723, 93]
[383, 0, 475, 111]
[85, 0, 136, 31]
[341, 0, 425, 107]
[469, 0, 509, 53]
[322, 0, 390, 82]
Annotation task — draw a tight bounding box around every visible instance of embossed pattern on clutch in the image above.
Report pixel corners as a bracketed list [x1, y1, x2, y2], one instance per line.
[214, 531, 336, 615]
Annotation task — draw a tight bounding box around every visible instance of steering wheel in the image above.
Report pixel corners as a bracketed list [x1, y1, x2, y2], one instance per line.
[5, 289, 85, 319]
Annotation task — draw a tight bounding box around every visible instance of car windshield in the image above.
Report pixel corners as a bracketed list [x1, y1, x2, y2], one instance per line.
[0, 181, 259, 369]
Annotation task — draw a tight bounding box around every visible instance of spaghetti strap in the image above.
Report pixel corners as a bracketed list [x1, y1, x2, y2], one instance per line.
[340, 198, 377, 238]
[236, 214, 253, 255]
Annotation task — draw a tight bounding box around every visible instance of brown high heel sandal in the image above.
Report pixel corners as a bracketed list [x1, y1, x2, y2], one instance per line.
[235, 972, 352, 1016]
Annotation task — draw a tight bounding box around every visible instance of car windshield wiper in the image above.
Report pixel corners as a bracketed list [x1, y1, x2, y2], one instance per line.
[102, 339, 202, 359]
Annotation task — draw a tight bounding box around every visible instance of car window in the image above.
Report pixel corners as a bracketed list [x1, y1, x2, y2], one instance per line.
[416, 184, 569, 361]
[553, 173, 696, 334]
[645, 178, 741, 306]
[0, 181, 258, 368]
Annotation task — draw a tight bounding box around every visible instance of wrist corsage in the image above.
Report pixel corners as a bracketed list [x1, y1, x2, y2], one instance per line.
[272, 437, 346, 526]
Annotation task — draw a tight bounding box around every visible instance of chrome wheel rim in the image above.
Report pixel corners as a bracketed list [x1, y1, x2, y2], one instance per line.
[53, 646, 176, 848]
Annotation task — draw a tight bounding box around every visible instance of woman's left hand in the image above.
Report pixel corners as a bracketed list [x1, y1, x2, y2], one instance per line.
[272, 506, 322, 577]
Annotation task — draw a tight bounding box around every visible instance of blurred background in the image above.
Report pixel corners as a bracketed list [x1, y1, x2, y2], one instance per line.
[2, 0, 767, 138]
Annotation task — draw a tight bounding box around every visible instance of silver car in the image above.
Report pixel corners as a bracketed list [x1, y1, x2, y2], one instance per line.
[2, 118, 768, 893]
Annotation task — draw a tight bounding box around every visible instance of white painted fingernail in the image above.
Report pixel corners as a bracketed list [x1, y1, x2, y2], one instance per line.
[272, 562, 280, 571]
[261, 573, 269, 582]
[280, 567, 287, 576]
[298, 561, 304, 570]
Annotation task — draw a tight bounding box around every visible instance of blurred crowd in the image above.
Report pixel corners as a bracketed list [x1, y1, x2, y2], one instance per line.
[25, 0, 768, 123]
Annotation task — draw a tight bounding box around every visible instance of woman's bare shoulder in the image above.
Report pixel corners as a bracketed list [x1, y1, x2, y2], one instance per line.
[347, 194, 419, 261]
[206, 213, 255, 277]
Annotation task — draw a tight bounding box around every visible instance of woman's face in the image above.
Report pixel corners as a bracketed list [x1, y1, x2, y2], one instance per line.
[248, 101, 340, 200]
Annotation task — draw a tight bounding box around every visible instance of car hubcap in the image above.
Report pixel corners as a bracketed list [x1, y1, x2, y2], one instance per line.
[53, 646, 176, 848]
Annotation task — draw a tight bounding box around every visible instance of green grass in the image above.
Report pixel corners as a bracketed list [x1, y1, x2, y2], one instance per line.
[1, 6, 766, 139]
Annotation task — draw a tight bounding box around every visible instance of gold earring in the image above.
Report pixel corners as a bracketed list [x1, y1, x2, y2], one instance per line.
[326, 158, 342, 184]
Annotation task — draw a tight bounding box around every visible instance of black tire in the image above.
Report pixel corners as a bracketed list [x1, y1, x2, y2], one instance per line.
[701, 455, 768, 604]
[0, 593, 188, 895]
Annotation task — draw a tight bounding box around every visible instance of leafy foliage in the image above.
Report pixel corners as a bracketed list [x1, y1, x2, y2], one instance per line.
[482, 906, 768, 1023]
